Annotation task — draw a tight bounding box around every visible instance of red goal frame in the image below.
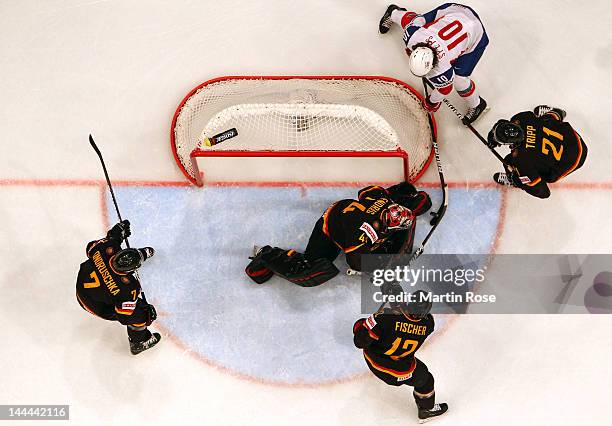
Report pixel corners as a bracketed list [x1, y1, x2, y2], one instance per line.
[171, 75, 436, 186]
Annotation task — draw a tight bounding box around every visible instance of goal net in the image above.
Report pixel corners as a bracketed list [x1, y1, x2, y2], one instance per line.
[171, 76, 436, 186]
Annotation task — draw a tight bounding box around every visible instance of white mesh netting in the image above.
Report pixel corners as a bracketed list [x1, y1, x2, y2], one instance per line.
[171, 77, 434, 184]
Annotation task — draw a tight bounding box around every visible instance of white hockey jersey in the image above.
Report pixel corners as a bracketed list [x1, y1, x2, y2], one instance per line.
[402, 3, 486, 91]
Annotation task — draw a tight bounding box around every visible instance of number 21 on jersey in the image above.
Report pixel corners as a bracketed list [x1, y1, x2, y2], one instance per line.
[541, 127, 564, 161]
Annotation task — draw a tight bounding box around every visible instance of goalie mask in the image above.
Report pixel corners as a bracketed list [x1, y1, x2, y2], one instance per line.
[492, 120, 524, 148]
[382, 204, 414, 231]
[111, 248, 144, 273]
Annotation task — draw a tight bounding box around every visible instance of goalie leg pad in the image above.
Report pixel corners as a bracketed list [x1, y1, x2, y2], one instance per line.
[263, 249, 339, 287]
[245, 246, 280, 284]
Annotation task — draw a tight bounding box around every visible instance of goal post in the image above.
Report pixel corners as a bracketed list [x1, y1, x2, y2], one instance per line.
[171, 76, 436, 186]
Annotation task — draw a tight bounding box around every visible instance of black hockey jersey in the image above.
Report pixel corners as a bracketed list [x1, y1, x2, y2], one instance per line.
[508, 111, 587, 187]
[76, 236, 149, 326]
[321, 186, 396, 254]
[354, 309, 435, 377]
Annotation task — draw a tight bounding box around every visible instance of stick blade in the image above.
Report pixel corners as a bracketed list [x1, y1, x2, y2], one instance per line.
[89, 134, 102, 156]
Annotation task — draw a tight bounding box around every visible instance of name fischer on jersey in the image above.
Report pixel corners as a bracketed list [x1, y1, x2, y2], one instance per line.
[92, 251, 120, 296]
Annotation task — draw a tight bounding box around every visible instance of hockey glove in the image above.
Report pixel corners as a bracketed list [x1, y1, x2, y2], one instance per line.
[144, 302, 157, 326]
[139, 247, 155, 261]
[107, 220, 131, 241]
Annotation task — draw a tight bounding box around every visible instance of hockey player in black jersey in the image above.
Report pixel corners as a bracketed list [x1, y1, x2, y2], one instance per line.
[354, 288, 447, 422]
[76, 220, 161, 355]
[487, 105, 588, 199]
[245, 182, 431, 287]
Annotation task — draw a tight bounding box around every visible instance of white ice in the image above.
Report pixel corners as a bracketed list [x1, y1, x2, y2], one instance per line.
[1, 1, 612, 425]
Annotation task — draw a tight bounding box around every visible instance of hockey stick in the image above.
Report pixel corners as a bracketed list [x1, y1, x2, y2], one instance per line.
[89, 134, 150, 294]
[422, 78, 507, 165]
[89, 134, 131, 249]
[372, 104, 448, 313]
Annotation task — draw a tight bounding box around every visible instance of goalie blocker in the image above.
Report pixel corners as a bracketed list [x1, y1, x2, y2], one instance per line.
[245, 183, 432, 287]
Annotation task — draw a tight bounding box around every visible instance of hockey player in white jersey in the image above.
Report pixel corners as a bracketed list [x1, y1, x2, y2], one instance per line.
[379, 3, 489, 125]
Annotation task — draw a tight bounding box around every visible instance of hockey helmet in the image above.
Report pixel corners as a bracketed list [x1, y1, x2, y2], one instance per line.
[383, 203, 415, 231]
[409, 45, 435, 77]
[492, 120, 524, 148]
[401, 290, 433, 320]
[111, 248, 144, 273]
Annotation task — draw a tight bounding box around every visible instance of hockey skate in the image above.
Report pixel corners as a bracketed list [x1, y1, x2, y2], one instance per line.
[462, 97, 488, 125]
[379, 4, 406, 34]
[418, 403, 448, 423]
[493, 172, 516, 187]
[130, 332, 161, 355]
[534, 105, 566, 120]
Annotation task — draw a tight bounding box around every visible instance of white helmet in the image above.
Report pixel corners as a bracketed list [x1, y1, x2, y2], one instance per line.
[409, 46, 435, 77]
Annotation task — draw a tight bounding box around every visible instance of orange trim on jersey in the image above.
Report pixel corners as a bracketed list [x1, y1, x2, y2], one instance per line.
[364, 352, 417, 378]
[131, 322, 146, 327]
[321, 202, 336, 238]
[367, 329, 380, 340]
[344, 243, 365, 253]
[526, 177, 542, 187]
[403, 313, 425, 323]
[544, 111, 562, 121]
[556, 130, 584, 181]
[358, 186, 384, 199]
[115, 306, 135, 315]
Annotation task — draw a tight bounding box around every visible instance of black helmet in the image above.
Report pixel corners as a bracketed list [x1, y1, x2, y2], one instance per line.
[492, 120, 524, 148]
[402, 290, 432, 319]
[111, 248, 144, 273]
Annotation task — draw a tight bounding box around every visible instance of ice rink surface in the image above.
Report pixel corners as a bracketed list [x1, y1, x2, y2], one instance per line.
[2, 0, 612, 424]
